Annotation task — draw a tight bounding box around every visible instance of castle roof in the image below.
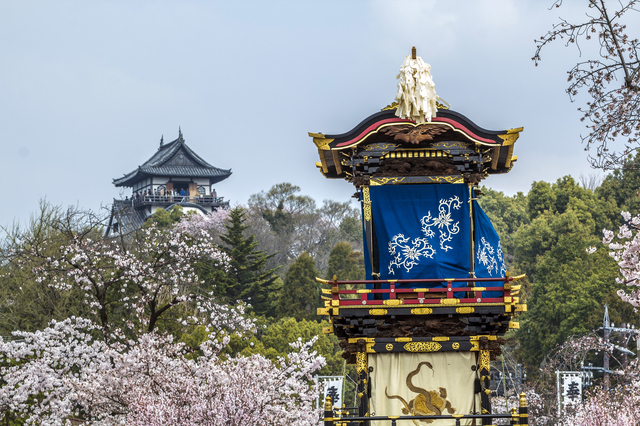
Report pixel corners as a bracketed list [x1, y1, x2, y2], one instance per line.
[113, 132, 232, 187]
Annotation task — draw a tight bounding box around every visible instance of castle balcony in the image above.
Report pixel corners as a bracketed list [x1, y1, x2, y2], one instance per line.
[128, 194, 230, 209]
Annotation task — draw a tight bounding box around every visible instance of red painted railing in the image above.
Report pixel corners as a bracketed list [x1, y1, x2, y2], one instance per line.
[320, 275, 523, 307]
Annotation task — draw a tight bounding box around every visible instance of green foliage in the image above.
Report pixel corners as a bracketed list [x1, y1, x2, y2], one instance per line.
[511, 176, 635, 368]
[596, 154, 640, 219]
[238, 318, 343, 374]
[277, 252, 319, 321]
[143, 205, 184, 229]
[0, 202, 92, 335]
[250, 183, 316, 237]
[477, 187, 529, 259]
[338, 216, 362, 245]
[526, 181, 555, 220]
[205, 207, 281, 318]
[326, 242, 365, 282]
[247, 183, 362, 278]
[224, 316, 356, 405]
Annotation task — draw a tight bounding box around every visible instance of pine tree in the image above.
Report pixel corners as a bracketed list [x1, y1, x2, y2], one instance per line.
[212, 207, 281, 317]
[326, 241, 365, 281]
[277, 252, 318, 321]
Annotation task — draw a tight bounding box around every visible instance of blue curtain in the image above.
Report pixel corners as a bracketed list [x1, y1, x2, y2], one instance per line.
[473, 197, 506, 297]
[364, 184, 471, 290]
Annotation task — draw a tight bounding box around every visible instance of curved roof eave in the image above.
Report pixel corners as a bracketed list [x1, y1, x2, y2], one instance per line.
[310, 109, 522, 150]
[113, 169, 232, 187]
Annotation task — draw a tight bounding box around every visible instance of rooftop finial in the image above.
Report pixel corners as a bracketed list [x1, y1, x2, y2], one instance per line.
[179, 127, 183, 140]
[160, 135, 164, 146]
[394, 47, 449, 124]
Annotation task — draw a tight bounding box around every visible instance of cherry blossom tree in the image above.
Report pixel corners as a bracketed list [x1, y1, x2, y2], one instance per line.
[558, 364, 640, 426]
[534, 0, 640, 170]
[173, 208, 229, 237]
[592, 211, 640, 308]
[7, 216, 232, 339]
[552, 345, 640, 426]
[0, 317, 324, 425]
[0, 211, 325, 425]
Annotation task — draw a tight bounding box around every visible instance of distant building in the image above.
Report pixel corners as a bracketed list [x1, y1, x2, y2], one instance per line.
[105, 130, 231, 237]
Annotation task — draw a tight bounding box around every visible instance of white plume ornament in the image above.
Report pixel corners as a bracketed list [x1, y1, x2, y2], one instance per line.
[394, 54, 447, 124]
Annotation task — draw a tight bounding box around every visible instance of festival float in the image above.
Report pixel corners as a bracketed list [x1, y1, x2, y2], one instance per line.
[314, 48, 529, 426]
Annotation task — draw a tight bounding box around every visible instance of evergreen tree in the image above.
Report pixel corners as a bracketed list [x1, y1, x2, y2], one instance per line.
[326, 241, 365, 281]
[477, 187, 529, 262]
[596, 154, 640, 221]
[277, 252, 318, 321]
[209, 207, 281, 317]
[512, 177, 635, 368]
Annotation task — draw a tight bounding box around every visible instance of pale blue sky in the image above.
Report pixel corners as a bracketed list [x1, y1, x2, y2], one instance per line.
[0, 1, 608, 227]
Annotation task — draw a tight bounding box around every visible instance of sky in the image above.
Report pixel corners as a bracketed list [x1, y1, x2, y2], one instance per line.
[0, 0, 611, 228]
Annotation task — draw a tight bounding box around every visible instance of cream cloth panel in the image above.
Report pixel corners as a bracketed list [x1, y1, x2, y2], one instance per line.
[369, 352, 480, 426]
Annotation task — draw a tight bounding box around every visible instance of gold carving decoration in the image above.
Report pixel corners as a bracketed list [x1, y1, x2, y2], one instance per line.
[497, 127, 523, 147]
[431, 141, 469, 149]
[356, 352, 368, 373]
[370, 177, 406, 186]
[348, 337, 375, 344]
[309, 132, 334, 151]
[440, 298, 460, 305]
[383, 299, 403, 306]
[497, 133, 519, 146]
[382, 100, 449, 111]
[386, 343, 394, 351]
[410, 308, 433, 315]
[433, 337, 449, 342]
[369, 308, 387, 315]
[479, 350, 491, 372]
[452, 342, 460, 350]
[363, 187, 371, 222]
[404, 341, 442, 352]
[505, 145, 515, 168]
[363, 142, 401, 151]
[381, 102, 399, 111]
[426, 176, 464, 184]
[395, 337, 412, 342]
[456, 307, 475, 314]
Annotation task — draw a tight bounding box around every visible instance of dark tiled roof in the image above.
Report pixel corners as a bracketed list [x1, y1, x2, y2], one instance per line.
[104, 199, 147, 237]
[113, 134, 231, 187]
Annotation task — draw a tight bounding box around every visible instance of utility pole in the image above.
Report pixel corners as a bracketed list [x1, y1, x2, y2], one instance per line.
[603, 305, 610, 390]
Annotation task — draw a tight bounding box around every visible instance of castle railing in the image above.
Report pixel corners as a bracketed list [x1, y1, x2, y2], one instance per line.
[129, 195, 228, 208]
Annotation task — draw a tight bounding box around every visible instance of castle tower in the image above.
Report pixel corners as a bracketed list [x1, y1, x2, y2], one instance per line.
[105, 130, 231, 236]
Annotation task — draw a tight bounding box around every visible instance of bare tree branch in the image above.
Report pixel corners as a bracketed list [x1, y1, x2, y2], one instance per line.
[534, 0, 640, 170]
